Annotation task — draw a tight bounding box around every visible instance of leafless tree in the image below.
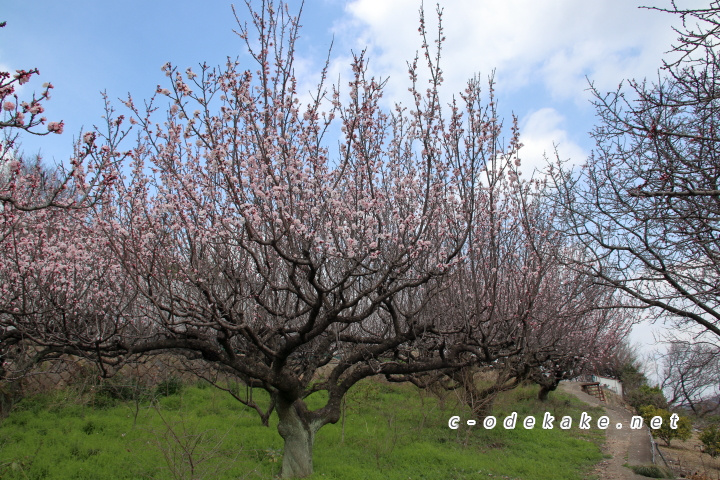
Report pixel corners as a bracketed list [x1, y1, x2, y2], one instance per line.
[549, 2, 720, 346]
[660, 338, 720, 416]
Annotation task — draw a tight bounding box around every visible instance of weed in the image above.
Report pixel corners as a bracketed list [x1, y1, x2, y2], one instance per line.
[81, 420, 97, 435]
[627, 463, 675, 478]
[155, 377, 183, 398]
[264, 448, 282, 463]
[147, 399, 242, 480]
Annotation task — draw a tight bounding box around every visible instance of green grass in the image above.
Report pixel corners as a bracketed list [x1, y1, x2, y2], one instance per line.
[0, 380, 606, 479]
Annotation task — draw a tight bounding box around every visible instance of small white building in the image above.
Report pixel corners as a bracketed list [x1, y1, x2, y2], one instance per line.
[590, 375, 623, 397]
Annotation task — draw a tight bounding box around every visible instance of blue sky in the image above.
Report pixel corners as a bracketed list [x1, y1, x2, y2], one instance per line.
[1, 0, 707, 360]
[3, 1, 697, 167]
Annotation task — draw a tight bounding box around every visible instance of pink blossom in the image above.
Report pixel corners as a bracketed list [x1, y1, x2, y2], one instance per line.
[47, 121, 64, 134]
[2, 101, 14, 111]
[14, 70, 32, 85]
[27, 102, 44, 114]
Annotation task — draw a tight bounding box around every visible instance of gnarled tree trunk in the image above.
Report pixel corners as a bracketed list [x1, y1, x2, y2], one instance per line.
[537, 375, 562, 401]
[452, 367, 522, 418]
[276, 398, 324, 479]
[537, 383, 555, 401]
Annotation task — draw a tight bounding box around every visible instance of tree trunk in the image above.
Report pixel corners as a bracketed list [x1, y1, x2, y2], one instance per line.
[0, 380, 21, 420]
[537, 385, 551, 401]
[537, 380, 559, 401]
[453, 367, 520, 418]
[0, 392, 14, 419]
[276, 398, 322, 479]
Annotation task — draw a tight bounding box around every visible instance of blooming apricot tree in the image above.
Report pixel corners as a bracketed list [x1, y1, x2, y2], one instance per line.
[0, 20, 124, 418]
[0, 189, 138, 412]
[522, 266, 630, 401]
[403, 146, 630, 413]
[86, 2, 517, 477]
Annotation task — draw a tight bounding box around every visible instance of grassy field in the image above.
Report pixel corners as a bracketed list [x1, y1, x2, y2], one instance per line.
[0, 379, 606, 479]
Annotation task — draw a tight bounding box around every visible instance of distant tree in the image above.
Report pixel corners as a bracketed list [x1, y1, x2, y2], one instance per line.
[639, 405, 692, 446]
[699, 423, 720, 457]
[660, 339, 720, 416]
[628, 385, 669, 412]
[597, 339, 643, 380]
[602, 342, 670, 411]
[619, 361, 650, 397]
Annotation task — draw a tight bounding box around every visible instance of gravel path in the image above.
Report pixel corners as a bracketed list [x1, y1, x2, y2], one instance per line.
[558, 382, 657, 480]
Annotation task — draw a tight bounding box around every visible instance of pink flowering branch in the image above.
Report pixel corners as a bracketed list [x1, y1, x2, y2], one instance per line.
[0, 23, 63, 140]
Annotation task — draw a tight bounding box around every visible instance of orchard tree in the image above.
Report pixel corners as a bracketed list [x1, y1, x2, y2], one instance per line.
[519, 243, 631, 401]
[385, 121, 630, 413]
[0, 20, 123, 418]
[549, 2, 720, 345]
[386, 85, 532, 416]
[526, 292, 628, 401]
[0, 145, 128, 418]
[88, 2, 505, 477]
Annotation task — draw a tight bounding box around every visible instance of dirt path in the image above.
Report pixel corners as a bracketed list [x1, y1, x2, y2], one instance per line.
[558, 382, 657, 480]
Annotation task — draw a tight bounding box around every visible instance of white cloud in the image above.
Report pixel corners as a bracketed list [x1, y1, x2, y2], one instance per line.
[338, 0, 688, 105]
[518, 107, 587, 174]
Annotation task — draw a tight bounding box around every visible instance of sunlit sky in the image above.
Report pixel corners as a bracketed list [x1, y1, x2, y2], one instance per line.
[2, 0, 707, 364]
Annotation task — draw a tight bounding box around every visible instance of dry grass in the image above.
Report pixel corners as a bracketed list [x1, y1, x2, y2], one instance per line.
[657, 431, 720, 480]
